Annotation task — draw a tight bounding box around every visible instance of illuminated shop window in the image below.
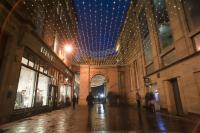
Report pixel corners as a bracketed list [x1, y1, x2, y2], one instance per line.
[44, 69, 48, 74]
[14, 66, 36, 109]
[39, 66, 44, 72]
[139, 9, 153, 65]
[28, 60, 34, 67]
[36, 74, 50, 106]
[21, 57, 28, 65]
[66, 85, 71, 99]
[34, 61, 39, 70]
[193, 34, 200, 51]
[59, 85, 67, 103]
[28, 55, 34, 67]
[152, 0, 173, 51]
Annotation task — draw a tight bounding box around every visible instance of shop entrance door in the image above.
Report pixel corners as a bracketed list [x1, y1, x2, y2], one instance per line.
[49, 85, 58, 109]
[170, 78, 184, 115]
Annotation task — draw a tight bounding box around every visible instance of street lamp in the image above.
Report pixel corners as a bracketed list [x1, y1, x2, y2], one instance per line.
[64, 44, 73, 53]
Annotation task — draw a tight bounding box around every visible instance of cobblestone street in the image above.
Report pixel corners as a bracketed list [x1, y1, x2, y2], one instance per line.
[0, 104, 199, 133]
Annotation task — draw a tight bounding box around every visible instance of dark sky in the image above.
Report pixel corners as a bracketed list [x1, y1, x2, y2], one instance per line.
[74, 0, 131, 58]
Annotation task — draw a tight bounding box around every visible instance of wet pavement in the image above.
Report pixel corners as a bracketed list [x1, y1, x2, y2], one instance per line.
[0, 104, 200, 133]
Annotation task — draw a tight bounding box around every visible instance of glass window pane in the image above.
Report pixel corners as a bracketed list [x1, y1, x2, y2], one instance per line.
[143, 36, 153, 64]
[36, 74, 49, 106]
[29, 61, 34, 67]
[34, 62, 39, 70]
[152, 0, 173, 51]
[193, 33, 200, 51]
[158, 23, 173, 50]
[59, 85, 66, 103]
[44, 69, 48, 74]
[183, 0, 200, 30]
[66, 85, 71, 100]
[21, 57, 28, 65]
[14, 66, 36, 109]
[139, 9, 153, 64]
[39, 66, 44, 72]
[28, 55, 34, 67]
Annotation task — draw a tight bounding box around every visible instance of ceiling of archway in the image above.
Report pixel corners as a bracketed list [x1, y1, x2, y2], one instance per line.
[90, 75, 106, 87]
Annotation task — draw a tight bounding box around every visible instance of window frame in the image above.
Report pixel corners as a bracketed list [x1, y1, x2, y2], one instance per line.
[151, 0, 174, 53]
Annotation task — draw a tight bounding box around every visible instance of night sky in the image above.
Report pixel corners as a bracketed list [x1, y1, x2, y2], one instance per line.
[74, 0, 131, 58]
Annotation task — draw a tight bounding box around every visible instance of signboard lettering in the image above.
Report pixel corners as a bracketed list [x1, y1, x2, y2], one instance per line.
[40, 47, 53, 61]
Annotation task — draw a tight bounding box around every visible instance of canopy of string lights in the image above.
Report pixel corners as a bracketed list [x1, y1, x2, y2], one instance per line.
[21, 0, 131, 66]
[21, 0, 179, 66]
[73, 0, 131, 65]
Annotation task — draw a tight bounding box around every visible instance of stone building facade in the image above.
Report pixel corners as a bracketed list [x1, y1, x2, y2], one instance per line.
[1, 0, 200, 124]
[0, 0, 74, 123]
[116, 0, 200, 115]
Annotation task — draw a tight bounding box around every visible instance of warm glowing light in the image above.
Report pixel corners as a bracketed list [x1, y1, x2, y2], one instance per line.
[197, 46, 200, 51]
[65, 78, 69, 82]
[116, 44, 120, 52]
[64, 45, 73, 53]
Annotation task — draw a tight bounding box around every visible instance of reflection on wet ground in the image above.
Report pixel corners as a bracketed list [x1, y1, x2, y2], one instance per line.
[0, 104, 200, 133]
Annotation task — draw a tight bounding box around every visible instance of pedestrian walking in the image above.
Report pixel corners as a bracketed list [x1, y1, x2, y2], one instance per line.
[72, 94, 77, 109]
[145, 92, 150, 111]
[149, 92, 155, 112]
[76, 95, 79, 104]
[86, 92, 94, 106]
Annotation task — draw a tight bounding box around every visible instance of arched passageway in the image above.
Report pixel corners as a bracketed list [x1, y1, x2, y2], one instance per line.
[90, 75, 107, 104]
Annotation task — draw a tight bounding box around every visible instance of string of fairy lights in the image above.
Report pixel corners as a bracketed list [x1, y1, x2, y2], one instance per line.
[74, 0, 131, 65]
[21, 0, 182, 66]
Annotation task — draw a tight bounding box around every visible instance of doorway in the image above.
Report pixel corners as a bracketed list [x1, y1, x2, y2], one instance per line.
[169, 78, 184, 115]
[90, 75, 107, 104]
[48, 85, 58, 109]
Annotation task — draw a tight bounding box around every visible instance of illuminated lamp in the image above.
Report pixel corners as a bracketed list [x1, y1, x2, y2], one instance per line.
[64, 45, 73, 53]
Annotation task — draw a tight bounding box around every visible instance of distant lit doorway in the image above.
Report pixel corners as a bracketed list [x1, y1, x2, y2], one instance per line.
[90, 75, 107, 104]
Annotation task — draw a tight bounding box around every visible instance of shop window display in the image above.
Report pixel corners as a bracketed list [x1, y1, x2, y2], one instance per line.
[66, 85, 71, 99]
[14, 66, 36, 109]
[21, 57, 28, 65]
[29, 60, 34, 67]
[36, 74, 50, 106]
[28, 55, 34, 67]
[59, 85, 67, 103]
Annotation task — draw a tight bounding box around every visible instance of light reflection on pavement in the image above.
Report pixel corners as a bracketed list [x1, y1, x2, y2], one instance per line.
[0, 104, 199, 133]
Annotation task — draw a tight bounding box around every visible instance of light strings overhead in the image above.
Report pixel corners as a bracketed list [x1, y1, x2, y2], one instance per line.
[74, 0, 131, 65]
[21, 0, 181, 66]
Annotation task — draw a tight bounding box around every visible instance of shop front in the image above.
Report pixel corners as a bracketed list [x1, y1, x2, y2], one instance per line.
[57, 83, 72, 108]
[13, 34, 73, 118]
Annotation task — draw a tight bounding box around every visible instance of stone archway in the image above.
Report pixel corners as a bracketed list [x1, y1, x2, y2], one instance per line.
[79, 65, 119, 105]
[90, 74, 107, 103]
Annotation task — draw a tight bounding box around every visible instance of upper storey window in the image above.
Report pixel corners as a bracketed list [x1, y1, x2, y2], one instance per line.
[139, 9, 153, 65]
[182, 0, 200, 51]
[182, 0, 200, 31]
[152, 0, 173, 52]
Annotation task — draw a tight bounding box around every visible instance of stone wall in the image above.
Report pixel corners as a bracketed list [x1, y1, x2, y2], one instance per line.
[119, 0, 200, 115]
[79, 65, 119, 105]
